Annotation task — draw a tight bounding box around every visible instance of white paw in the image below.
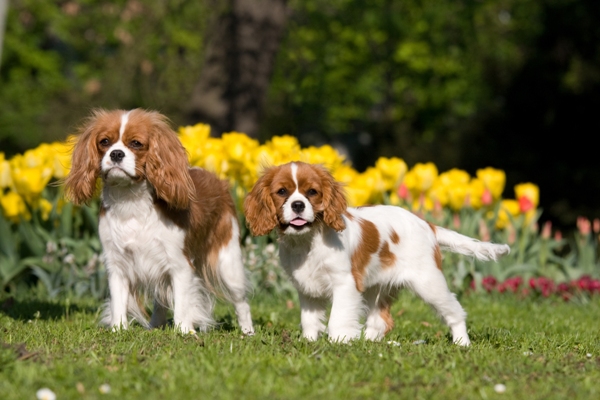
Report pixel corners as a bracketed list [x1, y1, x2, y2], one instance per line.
[302, 331, 321, 341]
[453, 336, 471, 346]
[364, 328, 384, 341]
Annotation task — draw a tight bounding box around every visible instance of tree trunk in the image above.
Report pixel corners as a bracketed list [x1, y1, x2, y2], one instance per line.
[187, 0, 288, 137]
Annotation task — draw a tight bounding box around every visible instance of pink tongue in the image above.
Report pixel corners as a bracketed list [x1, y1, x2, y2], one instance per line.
[289, 218, 308, 226]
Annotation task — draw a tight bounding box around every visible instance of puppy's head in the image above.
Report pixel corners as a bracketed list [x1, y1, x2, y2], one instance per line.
[244, 162, 347, 236]
[65, 109, 194, 209]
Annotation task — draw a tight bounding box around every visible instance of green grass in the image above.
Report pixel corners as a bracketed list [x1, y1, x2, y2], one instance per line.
[1, 292, 599, 399]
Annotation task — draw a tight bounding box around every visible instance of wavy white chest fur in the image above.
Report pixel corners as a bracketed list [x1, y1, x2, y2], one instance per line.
[99, 182, 188, 287]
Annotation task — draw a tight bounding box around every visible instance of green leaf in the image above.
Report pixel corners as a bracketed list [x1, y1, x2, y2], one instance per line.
[0, 212, 16, 259]
[17, 220, 46, 257]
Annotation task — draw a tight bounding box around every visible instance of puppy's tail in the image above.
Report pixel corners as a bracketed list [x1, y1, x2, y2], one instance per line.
[434, 226, 510, 261]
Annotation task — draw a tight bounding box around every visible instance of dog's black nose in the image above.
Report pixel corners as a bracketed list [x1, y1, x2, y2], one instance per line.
[291, 201, 305, 213]
[110, 149, 125, 163]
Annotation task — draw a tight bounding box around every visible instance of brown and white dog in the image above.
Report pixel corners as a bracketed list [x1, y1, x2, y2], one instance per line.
[65, 109, 253, 335]
[244, 161, 509, 345]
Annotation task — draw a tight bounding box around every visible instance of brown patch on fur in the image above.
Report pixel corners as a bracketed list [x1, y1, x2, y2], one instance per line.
[343, 210, 354, 220]
[426, 222, 442, 270]
[155, 168, 236, 295]
[427, 222, 437, 234]
[378, 291, 398, 335]
[389, 229, 400, 245]
[433, 244, 443, 271]
[351, 218, 380, 292]
[378, 242, 396, 269]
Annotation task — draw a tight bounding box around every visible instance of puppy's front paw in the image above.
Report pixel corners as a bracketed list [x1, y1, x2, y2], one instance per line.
[301, 330, 321, 341]
[327, 329, 360, 343]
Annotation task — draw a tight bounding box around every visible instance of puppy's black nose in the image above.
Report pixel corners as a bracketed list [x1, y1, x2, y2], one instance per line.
[291, 201, 305, 213]
[110, 149, 125, 163]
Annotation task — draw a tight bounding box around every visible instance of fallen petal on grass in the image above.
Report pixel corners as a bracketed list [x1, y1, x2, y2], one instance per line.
[494, 384, 507, 393]
[36, 388, 56, 400]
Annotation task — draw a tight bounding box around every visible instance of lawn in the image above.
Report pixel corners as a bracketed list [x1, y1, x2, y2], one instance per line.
[1, 292, 599, 399]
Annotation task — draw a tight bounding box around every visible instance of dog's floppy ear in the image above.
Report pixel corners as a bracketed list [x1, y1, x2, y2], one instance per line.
[145, 112, 195, 210]
[64, 110, 104, 205]
[244, 168, 279, 236]
[317, 165, 347, 232]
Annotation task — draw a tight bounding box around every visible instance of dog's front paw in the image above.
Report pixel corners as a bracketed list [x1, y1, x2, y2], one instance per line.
[242, 326, 255, 336]
[453, 336, 471, 346]
[327, 329, 360, 343]
[301, 330, 321, 341]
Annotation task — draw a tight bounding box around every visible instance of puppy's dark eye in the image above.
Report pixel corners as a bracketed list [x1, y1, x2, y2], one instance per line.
[307, 189, 318, 196]
[277, 188, 287, 196]
[99, 138, 110, 147]
[130, 140, 143, 149]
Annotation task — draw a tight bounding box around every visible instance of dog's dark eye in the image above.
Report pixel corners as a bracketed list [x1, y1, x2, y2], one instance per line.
[130, 140, 143, 149]
[99, 138, 110, 147]
[307, 189, 318, 196]
[277, 188, 287, 196]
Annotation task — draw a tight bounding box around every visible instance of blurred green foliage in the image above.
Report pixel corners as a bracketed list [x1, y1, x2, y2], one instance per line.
[0, 0, 210, 154]
[265, 0, 545, 167]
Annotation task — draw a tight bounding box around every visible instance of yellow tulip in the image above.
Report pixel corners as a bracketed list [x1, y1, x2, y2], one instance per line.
[49, 141, 72, 179]
[428, 169, 470, 210]
[333, 164, 359, 185]
[37, 198, 53, 221]
[179, 123, 211, 142]
[494, 199, 520, 229]
[222, 132, 259, 163]
[476, 167, 505, 199]
[437, 168, 470, 186]
[447, 182, 469, 211]
[411, 194, 434, 212]
[267, 135, 301, 155]
[0, 191, 30, 222]
[179, 123, 211, 165]
[345, 173, 373, 207]
[375, 157, 408, 191]
[300, 145, 345, 171]
[407, 163, 438, 193]
[428, 181, 449, 208]
[10, 153, 53, 201]
[467, 178, 486, 209]
[514, 182, 539, 212]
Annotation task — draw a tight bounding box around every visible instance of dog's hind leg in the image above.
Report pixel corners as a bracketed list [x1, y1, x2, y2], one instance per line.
[405, 266, 471, 346]
[216, 230, 254, 335]
[363, 286, 397, 341]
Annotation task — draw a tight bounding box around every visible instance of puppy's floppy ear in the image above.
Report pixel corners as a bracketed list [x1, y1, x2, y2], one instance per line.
[145, 112, 195, 210]
[317, 165, 347, 232]
[64, 110, 104, 205]
[244, 168, 279, 236]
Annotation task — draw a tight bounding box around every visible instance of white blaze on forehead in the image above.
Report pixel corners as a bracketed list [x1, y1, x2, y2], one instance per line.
[119, 111, 132, 139]
[290, 162, 299, 189]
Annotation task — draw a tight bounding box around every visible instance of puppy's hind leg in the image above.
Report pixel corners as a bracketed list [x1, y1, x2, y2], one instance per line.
[363, 286, 397, 341]
[216, 235, 254, 335]
[406, 264, 471, 346]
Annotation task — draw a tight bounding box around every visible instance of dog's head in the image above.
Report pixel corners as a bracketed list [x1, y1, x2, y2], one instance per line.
[65, 108, 194, 209]
[244, 162, 347, 236]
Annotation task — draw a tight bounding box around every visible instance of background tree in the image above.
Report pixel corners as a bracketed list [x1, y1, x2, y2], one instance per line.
[186, 0, 288, 137]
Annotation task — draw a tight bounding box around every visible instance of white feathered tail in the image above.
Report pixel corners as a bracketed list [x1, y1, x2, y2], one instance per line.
[434, 226, 510, 261]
